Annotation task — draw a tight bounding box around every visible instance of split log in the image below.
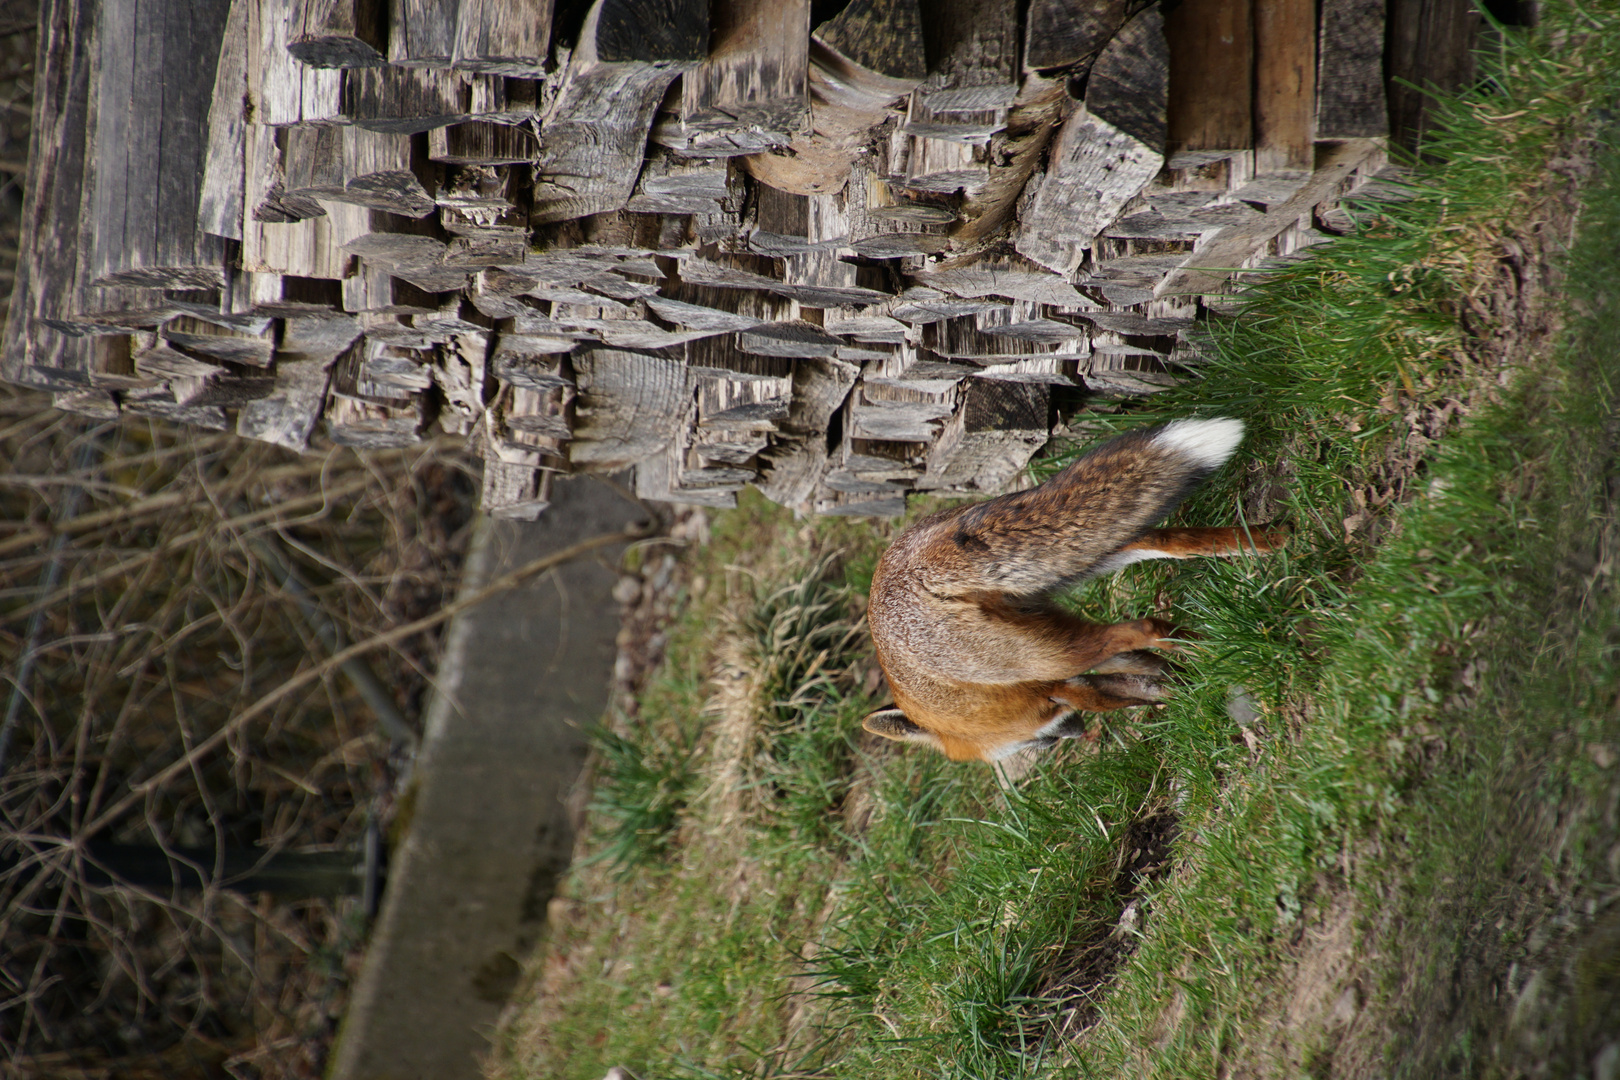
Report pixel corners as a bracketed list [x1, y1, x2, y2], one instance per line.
[1015, 7, 1167, 273]
[288, 0, 388, 67]
[480, 449, 554, 519]
[237, 358, 334, 451]
[390, 0, 553, 74]
[679, 0, 809, 154]
[531, 0, 698, 222]
[122, 385, 232, 429]
[343, 260, 443, 312]
[848, 381, 953, 442]
[162, 316, 277, 367]
[737, 320, 841, 358]
[485, 384, 572, 472]
[569, 346, 690, 470]
[918, 377, 1047, 492]
[916, 0, 1018, 116]
[251, 0, 345, 126]
[439, 166, 530, 236]
[240, 125, 378, 281]
[1317, 0, 1388, 139]
[428, 121, 539, 165]
[628, 152, 733, 215]
[1023, 0, 1125, 72]
[343, 67, 536, 134]
[920, 261, 1093, 307]
[283, 126, 437, 217]
[83, 0, 233, 288]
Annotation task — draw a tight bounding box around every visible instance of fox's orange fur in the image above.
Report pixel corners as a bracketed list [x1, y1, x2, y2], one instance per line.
[863, 418, 1284, 762]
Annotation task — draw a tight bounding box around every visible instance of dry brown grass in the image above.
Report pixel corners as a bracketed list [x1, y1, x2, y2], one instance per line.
[0, 384, 477, 1078]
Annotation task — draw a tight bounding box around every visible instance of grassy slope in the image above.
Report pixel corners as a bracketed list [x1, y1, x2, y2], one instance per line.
[495, 10, 1620, 1079]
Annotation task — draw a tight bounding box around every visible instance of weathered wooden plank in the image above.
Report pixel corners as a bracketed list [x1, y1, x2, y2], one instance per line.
[1014, 8, 1166, 272]
[1156, 138, 1384, 298]
[84, 0, 233, 288]
[1254, 0, 1315, 174]
[288, 0, 387, 67]
[1164, 0, 1251, 152]
[251, 0, 344, 125]
[1317, 0, 1388, 139]
[1, 0, 137, 387]
[1386, 0, 1480, 151]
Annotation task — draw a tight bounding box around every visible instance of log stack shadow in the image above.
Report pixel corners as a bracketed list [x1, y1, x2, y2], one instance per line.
[2, 0, 1498, 518]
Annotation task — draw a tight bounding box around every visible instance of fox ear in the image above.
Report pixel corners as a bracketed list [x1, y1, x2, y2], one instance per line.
[863, 708, 929, 742]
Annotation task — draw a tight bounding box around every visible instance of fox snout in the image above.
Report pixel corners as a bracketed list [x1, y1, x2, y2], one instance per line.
[861, 418, 1286, 763]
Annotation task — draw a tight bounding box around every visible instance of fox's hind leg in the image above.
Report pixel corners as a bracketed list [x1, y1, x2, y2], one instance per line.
[1119, 525, 1288, 561]
[1090, 649, 1169, 676]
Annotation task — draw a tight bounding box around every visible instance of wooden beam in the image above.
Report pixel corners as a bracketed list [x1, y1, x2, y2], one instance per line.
[531, 0, 695, 222]
[83, 0, 234, 288]
[1164, 0, 1251, 152]
[1317, 0, 1388, 139]
[1253, 0, 1316, 174]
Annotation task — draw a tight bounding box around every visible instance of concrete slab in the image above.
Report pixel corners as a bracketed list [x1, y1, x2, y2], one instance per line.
[330, 476, 644, 1080]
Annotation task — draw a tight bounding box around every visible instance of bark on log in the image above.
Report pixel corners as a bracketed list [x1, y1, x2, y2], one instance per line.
[1317, 0, 1388, 139]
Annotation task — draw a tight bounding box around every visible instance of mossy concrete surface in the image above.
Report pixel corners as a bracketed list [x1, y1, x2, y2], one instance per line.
[330, 476, 643, 1080]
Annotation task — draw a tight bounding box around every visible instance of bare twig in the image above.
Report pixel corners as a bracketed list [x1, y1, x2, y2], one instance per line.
[76, 520, 654, 844]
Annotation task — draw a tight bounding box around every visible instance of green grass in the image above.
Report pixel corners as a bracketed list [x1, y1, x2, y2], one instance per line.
[495, 9, 1620, 1079]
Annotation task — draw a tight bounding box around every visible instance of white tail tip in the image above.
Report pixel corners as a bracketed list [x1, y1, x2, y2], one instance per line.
[1154, 417, 1245, 469]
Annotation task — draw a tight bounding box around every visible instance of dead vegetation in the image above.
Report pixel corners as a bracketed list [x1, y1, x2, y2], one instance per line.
[0, 386, 476, 1077]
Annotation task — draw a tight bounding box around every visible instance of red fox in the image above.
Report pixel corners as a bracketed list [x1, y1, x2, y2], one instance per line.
[863, 418, 1285, 762]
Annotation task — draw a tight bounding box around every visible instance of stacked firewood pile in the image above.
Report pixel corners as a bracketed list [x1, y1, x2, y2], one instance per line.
[2, 0, 1443, 518]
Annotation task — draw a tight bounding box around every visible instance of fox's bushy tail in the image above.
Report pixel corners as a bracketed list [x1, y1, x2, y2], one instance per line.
[940, 418, 1245, 595]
